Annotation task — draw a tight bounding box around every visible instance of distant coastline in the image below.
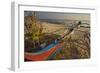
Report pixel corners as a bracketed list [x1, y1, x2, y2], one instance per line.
[39, 19, 90, 26]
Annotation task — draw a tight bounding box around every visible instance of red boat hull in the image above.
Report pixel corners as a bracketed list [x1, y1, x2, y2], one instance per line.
[25, 42, 65, 61]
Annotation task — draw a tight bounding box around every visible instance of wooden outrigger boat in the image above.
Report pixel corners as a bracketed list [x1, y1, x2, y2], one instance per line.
[24, 21, 81, 61]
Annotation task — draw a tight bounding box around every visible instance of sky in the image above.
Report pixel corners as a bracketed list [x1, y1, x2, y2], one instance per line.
[24, 11, 90, 21]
